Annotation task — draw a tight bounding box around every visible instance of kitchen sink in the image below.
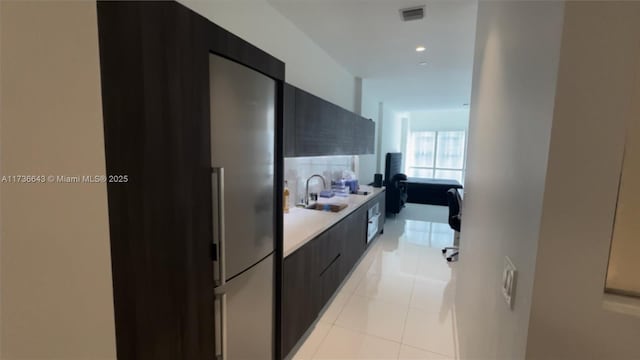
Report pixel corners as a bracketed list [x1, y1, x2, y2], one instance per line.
[305, 203, 348, 213]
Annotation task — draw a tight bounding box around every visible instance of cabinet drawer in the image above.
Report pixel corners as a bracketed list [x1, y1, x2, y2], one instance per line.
[318, 254, 343, 307]
[314, 229, 342, 277]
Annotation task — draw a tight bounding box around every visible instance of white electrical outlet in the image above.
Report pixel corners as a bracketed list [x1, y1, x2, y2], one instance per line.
[502, 256, 517, 309]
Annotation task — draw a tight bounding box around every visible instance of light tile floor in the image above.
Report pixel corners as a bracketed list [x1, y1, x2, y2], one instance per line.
[291, 204, 458, 360]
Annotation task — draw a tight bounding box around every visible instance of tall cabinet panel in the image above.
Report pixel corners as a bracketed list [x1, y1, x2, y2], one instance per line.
[283, 83, 296, 157]
[281, 244, 315, 356]
[97, 2, 284, 359]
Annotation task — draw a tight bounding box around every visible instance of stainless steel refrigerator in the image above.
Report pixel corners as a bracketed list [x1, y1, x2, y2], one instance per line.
[210, 54, 275, 360]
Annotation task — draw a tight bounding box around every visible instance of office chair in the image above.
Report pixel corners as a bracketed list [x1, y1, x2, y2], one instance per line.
[386, 173, 408, 215]
[442, 188, 462, 262]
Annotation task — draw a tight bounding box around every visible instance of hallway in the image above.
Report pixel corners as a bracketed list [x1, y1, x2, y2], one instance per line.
[291, 204, 458, 360]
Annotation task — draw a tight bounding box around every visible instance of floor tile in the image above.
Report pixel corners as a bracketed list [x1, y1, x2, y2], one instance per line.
[398, 344, 453, 359]
[405, 219, 433, 232]
[401, 204, 449, 224]
[402, 307, 457, 358]
[414, 249, 455, 282]
[410, 277, 455, 313]
[338, 266, 366, 295]
[318, 291, 351, 324]
[335, 294, 408, 342]
[368, 247, 419, 276]
[313, 325, 400, 360]
[355, 272, 415, 306]
[292, 322, 332, 360]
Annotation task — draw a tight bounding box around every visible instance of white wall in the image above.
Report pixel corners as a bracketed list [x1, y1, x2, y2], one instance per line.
[361, 78, 403, 181]
[455, 2, 565, 359]
[378, 105, 403, 174]
[606, 73, 640, 294]
[0, 1, 116, 358]
[178, 0, 357, 111]
[526, 2, 640, 358]
[358, 89, 380, 182]
[408, 109, 469, 132]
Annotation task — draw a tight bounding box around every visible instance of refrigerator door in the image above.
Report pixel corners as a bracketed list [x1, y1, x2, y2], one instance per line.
[210, 54, 275, 280]
[215, 254, 274, 360]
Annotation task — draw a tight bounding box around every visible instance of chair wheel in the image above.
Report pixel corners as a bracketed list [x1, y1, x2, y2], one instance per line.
[446, 257, 453, 262]
[442, 249, 447, 254]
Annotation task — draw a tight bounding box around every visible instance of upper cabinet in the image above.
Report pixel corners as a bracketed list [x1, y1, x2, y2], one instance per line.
[284, 84, 375, 157]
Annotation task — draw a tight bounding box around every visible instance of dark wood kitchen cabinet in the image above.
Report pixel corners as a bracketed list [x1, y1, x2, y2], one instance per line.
[335, 206, 367, 279]
[283, 83, 297, 157]
[281, 191, 385, 358]
[283, 85, 375, 157]
[97, 1, 284, 359]
[317, 225, 345, 307]
[281, 238, 315, 356]
[281, 229, 336, 356]
[378, 193, 386, 233]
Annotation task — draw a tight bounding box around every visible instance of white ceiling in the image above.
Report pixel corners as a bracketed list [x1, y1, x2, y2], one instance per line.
[268, 0, 478, 112]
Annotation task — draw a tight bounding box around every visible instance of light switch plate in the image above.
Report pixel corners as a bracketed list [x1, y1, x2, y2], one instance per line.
[502, 256, 517, 309]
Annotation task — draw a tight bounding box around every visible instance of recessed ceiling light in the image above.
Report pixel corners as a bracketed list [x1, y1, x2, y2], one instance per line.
[419, 61, 428, 66]
[416, 46, 426, 52]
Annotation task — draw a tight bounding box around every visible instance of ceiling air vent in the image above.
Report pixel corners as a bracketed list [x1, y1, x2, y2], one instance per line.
[400, 6, 425, 22]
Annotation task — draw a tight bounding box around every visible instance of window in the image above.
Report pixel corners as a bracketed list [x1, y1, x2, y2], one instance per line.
[406, 130, 466, 183]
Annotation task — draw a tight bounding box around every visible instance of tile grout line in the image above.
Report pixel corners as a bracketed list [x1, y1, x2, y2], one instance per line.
[307, 322, 333, 360]
[403, 304, 458, 359]
[401, 343, 455, 360]
[348, 292, 413, 310]
[331, 322, 404, 346]
[399, 273, 417, 351]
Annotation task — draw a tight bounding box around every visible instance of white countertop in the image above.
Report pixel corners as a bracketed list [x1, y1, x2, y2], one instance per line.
[283, 186, 385, 257]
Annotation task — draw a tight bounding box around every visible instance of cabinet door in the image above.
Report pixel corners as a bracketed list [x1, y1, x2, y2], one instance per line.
[358, 116, 375, 155]
[332, 104, 351, 155]
[354, 206, 368, 258]
[309, 231, 330, 315]
[283, 83, 296, 157]
[282, 243, 315, 356]
[295, 89, 335, 156]
[377, 192, 386, 234]
[314, 228, 342, 278]
[340, 207, 367, 277]
[289, 85, 375, 157]
[318, 252, 343, 307]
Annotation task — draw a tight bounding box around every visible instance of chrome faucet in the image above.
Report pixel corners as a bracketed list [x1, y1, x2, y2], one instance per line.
[305, 174, 327, 205]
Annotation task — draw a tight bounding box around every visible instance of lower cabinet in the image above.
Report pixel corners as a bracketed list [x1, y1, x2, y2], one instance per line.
[281, 195, 384, 358]
[338, 206, 367, 279]
[281, 241, 315, 356]
[376, 192, 386, 234]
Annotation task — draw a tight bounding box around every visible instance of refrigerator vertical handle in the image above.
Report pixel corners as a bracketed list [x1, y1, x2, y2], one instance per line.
[214, 291, 227, 360]
[212, 167, 226, 287]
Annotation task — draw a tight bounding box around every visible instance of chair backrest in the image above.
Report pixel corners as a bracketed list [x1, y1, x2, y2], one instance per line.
[446, 188, 462, 230]
[384, 152, 403, 185]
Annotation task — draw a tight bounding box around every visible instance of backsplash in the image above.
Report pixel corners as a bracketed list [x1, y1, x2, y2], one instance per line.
[284, 156, 357, 206]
